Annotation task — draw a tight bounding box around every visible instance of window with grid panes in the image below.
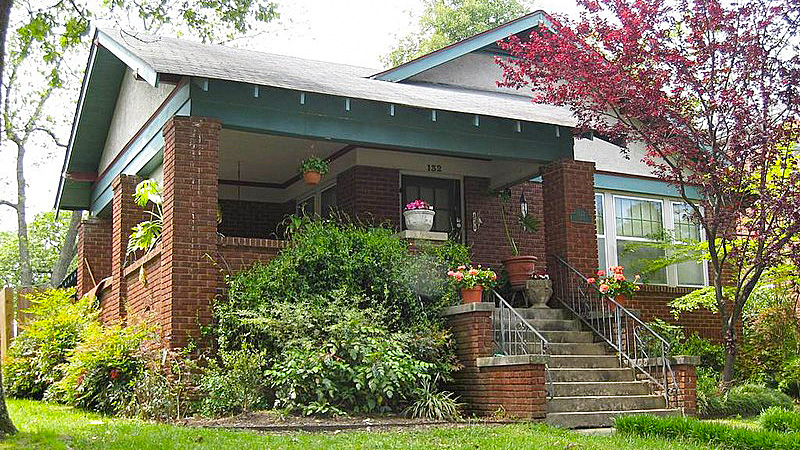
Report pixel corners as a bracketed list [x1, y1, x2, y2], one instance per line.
[673, 202, 705, 286]
[614, 196, 667, 284]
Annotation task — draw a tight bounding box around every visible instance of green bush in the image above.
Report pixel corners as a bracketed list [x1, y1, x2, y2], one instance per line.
[615, 415, 800, 450]
[48, 322, 153, 414]
[3, 288, 95, 399]
[122, 346, 200, 421]
[403, 376, 461, 421]
[760, 407, 800, 434]
[698, 383, 794, 419]
[199, 347, 272, 417]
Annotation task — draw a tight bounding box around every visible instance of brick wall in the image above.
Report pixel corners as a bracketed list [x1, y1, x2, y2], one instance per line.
[109, 174, 148, 323]
[464, 177, 546, 271]
[336, 166, 400, 227]
[643, 358, 698, 417]
[123, 246, 163, 326]
[214, 236, 286, 292]
[443, 305, 548, 419]
[76, 218, 112, 298]
[218, 199, 295, 239]
[629, 285, 732, 342]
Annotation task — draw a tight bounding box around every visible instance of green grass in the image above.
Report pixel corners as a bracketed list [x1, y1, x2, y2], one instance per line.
[1, 400, 713, 449]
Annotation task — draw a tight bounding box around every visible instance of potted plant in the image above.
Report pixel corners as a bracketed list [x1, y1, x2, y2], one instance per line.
[524, 270, 553, 307]
[497, 189, 540, 289]
[448, 265, 498, 303]
[586, 265, 641, 307]
[299, 156, 330, 185]
[403, 199, 435, 232]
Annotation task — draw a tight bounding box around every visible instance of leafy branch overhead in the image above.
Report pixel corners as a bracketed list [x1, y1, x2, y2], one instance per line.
[127, 179, 162, 256]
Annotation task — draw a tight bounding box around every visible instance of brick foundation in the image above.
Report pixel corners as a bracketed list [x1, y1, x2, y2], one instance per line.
[442, 304, 548, 419]
[76, 218, 112, 298]
[629, 285, 728, 342]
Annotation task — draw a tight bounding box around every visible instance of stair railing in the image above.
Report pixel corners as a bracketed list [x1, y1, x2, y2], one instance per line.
[549, 255, 680, 409]
[492, 290, 553, 398]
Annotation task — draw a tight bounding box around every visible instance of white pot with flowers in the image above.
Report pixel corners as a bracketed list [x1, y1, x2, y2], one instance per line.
[403, 199, 435, 232]
[524, 270, 553, 307]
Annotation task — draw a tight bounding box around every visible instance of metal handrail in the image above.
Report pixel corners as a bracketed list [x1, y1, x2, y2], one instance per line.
[549, 255, 681, 409]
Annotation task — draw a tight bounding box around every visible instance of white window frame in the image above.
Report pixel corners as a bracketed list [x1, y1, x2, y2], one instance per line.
[598, 191, 709, 287]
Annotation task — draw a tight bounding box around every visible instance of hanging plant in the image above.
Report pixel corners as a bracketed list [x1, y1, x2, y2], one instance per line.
[298, 157, 330, 185]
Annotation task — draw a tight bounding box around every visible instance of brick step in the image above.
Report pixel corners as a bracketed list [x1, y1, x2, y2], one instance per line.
[547, 394, 666, 413]
[551, 381, 652, 397]
[539, 330, 595, 343]
[527, 319, 584, 331]
[545, 408, 681, 429]
[516, 307, 569, 320]
[548, 343, 609, 355]
[548, 355, 621, 369]
[549, 368, 635, 382]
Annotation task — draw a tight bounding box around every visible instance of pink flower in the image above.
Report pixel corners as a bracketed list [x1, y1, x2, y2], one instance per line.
[457, 265, 466, 271]
[468, 268, 479, 276]
[599, 284, 611, 293]
[454, 273, 464, 281]
[597, 270, 606, 277]
[447, 270, 455, 277]
[614, 273, 625, 281]
[587, 277, 596, 284]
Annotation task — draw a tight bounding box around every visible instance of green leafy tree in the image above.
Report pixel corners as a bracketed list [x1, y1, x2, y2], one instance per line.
[383, 0, 533, 67]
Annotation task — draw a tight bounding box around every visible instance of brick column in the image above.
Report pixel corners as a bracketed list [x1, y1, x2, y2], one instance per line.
[442, 303, 549, 419]
[108, 174, 145, 323]
[161, 116, 221, 350]
[541, 160, 598, 278]
[672, 357, 698, 416]
[76, 218, 112, 298]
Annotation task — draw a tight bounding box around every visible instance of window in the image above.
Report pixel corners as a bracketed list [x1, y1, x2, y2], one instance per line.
[401, 175, 462, 236]
[595, 194, 607, 273]
[321, 186, 337, 218]
[614, 196, 667, 284]
[296, 184, 335, 217]
[672, 202, 705, 286]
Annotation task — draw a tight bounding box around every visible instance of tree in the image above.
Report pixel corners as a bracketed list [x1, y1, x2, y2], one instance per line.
[497, 0, 800, 384]
[383, 0, 533, 67]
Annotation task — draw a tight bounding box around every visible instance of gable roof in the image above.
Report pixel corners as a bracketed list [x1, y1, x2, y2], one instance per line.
[371, 10, 552, 82]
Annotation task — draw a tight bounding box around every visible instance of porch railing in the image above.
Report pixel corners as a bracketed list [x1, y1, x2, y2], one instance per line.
[492, 290, 553, 397]
[549, 255, 680, 408]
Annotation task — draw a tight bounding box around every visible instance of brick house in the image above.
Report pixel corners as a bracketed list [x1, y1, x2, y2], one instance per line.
[57, 12, 709, 425]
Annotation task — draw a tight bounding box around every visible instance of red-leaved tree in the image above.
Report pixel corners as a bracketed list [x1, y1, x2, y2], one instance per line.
[497, 0, 800, 384]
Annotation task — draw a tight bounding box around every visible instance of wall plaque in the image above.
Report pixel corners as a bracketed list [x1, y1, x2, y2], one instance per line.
[570, 208, 593, 224]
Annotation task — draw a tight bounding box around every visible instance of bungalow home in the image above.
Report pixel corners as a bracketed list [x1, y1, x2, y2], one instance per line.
[56, 11, 709, 427]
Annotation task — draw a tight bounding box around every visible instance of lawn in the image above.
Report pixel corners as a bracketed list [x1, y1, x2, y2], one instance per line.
[0, 400, 714, 450]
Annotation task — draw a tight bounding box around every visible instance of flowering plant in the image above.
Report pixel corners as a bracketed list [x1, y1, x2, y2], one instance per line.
[587, 265, 641, 298]
[532, 270, 549, 280]
[405, 199, 433, 211]
[447, 265, 497, 289]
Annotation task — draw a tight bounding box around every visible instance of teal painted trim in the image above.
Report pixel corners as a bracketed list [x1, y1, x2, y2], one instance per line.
[373, 11, 550, 82]
[89, 83, 190, 216]
[594, 173, 701, 200]
[191, 80, 572, 162]
[96, 29, 158, 86]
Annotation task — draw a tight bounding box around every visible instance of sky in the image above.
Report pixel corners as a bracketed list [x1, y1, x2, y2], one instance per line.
[1, 0, 580, 231]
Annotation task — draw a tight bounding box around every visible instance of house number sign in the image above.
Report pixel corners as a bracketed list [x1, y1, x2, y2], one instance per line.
[426, 164, 443, 172]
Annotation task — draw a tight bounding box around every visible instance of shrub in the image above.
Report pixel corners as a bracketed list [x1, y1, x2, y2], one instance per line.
[779, 357, 800, 398]
[760, 407, 800, 434]
[3, 288, 95, 399]
[199, 347, 271, 417]
[698, 383, 794, 419]
[122, 346, 200, 421]
[48, 322, 153, 414]
[615, 415, 800, 450]
[403, 376, 461, 421]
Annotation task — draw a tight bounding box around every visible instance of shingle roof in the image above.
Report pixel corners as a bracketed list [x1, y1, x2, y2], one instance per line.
[98, 28, 576, 127]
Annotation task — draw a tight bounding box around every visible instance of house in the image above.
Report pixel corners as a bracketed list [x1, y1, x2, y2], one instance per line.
[56, 11, 709, 426]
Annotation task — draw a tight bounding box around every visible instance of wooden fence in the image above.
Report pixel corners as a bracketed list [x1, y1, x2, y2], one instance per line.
[0, 287, 40, 360]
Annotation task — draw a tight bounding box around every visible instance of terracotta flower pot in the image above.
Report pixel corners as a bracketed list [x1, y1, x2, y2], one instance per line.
[502, 256, 538, 289]
[615, 294, 627, 308]
[461, 286, 484, 303]
[303, 171, 322, 185]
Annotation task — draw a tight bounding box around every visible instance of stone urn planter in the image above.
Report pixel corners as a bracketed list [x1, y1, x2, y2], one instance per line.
[524, 279, 553, 307]
[502, 255, 538, 289]
[460, 286, 484, 303]
[403, 209, 435, 232]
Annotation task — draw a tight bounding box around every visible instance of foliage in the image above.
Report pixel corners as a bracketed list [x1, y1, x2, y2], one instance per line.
[496, 188, 538, 256]
[586, 265, 641, 298]
[0, 212, 79, 286]
[759, 407, 800, 434]
[668, 287, 723, 319]
[446, 265, 497, 290]
[298, 156, 330, 175]
[127, 179, 163, 256]
[122, 346, 200, 421]
[48, 322, 154, 414]
[498, 0, 800, 384]
[615, 414, 800, 450]
[383, 0, 531, 67]
[404, 199, 433, 211]
[199, 347, 271, 417]
[403, 376, 461, 421]
[3, 288, 95, 399]
[698, 383, 794, 419]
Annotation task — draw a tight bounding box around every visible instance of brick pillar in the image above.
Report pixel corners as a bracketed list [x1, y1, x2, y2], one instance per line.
[442, 303, 549, 419]
[76, 218, 112, 298]
[541, 160, 598, 278]
[161, 116, 221, 350]
[109, 174, 145, 323]
[673, 359, 698, 416]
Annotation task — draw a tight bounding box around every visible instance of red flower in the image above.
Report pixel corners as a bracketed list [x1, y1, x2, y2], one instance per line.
[109, 369, 120, 380]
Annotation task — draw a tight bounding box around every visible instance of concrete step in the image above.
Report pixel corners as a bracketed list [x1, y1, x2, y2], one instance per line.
[528, 319, 584, 331]
[549, 368, 635, 382]
[547, 395, 666, 413]
[516, 307, 569, 320]
[540, 330, 595, 343]
[549, 355, 621, 369]
[548, 343, 609, 355]
[546, 408, 681, 429]
[551, 381, 652, 397]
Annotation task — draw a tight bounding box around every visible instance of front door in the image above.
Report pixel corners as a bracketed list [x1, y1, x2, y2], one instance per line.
[401, 175, 462, 239]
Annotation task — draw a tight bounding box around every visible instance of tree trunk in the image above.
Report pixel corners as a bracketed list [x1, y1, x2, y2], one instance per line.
[15, 142, 31, 287]
[0, 0, 19, 437]
[721, 320, 737, 387]
[49, 210, 82, 287]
